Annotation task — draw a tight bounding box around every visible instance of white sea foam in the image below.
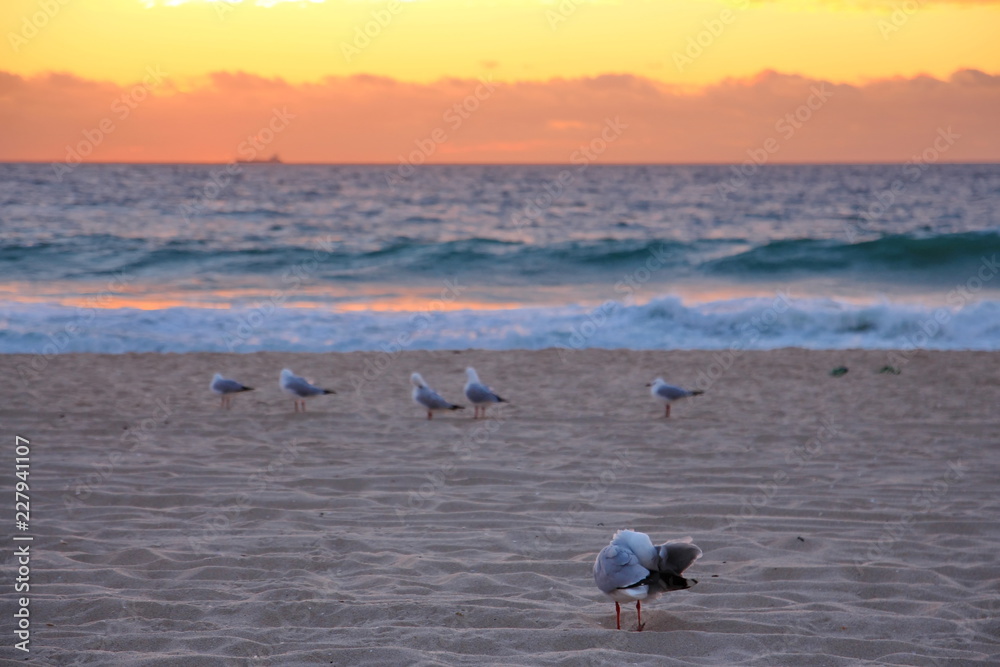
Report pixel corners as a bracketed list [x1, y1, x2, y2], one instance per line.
[2, 295, 998, 354]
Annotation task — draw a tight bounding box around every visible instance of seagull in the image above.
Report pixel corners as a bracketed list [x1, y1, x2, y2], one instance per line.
[279, 368, 335, 413]
[463, 367, 507, 419]
[593, 529, 702, 631]
[647, 378, 704, 418]
[411, 372, 464, 420]
[210, 373, 254, 409]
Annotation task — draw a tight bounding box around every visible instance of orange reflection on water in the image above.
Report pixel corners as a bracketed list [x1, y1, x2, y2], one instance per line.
[0, 282, 526, 312]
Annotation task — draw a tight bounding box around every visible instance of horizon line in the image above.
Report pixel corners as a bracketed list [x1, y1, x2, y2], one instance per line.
[4, 160, 1000, 167]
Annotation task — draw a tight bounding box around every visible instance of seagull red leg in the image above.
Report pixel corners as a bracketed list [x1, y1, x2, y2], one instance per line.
[615, 601, 621, 630]
[636, 600, 644, 631]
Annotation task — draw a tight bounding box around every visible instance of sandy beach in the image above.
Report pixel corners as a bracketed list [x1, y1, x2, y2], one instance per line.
[3, 349, 998, 665]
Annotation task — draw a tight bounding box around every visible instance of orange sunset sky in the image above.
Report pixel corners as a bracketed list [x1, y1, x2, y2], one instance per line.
[1, 0, 998, 163]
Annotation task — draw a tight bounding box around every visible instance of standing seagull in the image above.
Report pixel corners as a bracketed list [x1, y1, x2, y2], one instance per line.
[647, 378, 704, 418]
[210, 373, 254, 410]
[279, 368, 335, 413]
[593, 529, 702, 631]
[463, 367, 507, 419]
[411, 372, 464, 420]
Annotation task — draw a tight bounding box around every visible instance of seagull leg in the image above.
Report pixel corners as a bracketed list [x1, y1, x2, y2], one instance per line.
[636, 600, 644, 631]
[302, 400, 306, 412]
[665, 404, 671, 418]
[427, 411, 433, 420]
[615, 602, 621, 630]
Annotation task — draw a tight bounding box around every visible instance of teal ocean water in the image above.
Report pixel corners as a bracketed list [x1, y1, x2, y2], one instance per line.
[2, 163, 999, 352]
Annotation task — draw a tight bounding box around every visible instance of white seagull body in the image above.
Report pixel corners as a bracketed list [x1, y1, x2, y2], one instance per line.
[210, 373, 254, 409]
[279, 368, 335, 412]
[411, 372, 464, 420]
[593, 529, 702, 630]
[648, 377, 704, 418]
[463, 367, 507, 419]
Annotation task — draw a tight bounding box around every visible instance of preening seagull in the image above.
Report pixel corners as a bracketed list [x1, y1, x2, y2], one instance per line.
[463, 367, 507, 419]
[411, 372, 464, 420]
[647, 378, 704, 418]
[210, 373, 254, 410]
[593, 529, 702, 631]
[279, 368, 335, 413]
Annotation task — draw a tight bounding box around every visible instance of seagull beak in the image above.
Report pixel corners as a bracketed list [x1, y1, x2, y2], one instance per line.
[644, 383, 652, 387]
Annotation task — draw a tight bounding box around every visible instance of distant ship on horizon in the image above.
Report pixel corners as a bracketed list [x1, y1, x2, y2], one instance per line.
[236, 154, 283, 164]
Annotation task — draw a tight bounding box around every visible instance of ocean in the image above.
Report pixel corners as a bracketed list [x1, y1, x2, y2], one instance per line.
[2, 162, 999, 353]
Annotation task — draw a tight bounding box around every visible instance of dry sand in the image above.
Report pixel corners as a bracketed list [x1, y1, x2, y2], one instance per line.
[2, 349, 998, 666]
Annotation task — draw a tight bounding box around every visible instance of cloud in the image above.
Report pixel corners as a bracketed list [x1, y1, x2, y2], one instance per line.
[1, 69, 998, 164]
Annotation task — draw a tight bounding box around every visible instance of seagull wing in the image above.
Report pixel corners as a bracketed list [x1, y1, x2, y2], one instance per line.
[283, 374, 323, 397]
[465, 382, 503, 404]
[593, 543, 651, 594]
[416, 385, 458, 410]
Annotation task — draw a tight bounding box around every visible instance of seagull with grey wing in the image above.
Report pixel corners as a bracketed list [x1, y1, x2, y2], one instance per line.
[279, 368, 335, 413]
[411, 372, 464, 420]
[647, 377, 704, 418]
[210, 373, 254, 410]
[463, 367, 507, 419]
[593, 529, 702, 631]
